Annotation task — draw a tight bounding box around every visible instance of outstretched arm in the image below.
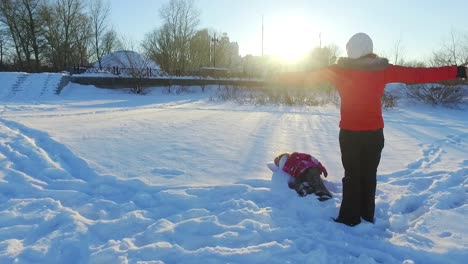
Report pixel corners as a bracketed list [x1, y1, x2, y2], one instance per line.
[384, 65, 461, 84]
[384, 64, 466, 84]
[277, 67, 339, 86]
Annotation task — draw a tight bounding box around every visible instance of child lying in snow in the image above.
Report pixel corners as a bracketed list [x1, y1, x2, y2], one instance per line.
[274, 152, 332, 201]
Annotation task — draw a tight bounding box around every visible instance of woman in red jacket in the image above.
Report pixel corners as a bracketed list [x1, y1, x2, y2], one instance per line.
[280, 32, 467, 226]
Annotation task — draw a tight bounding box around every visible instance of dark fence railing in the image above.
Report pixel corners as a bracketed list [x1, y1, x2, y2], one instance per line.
[75, 66, 167, 77]
[73, 65, 263, 80]
[152, 68, 262, 80]
[69, 76, 267, 89]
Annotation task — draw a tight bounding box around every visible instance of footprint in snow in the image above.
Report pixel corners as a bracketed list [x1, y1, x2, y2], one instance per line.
[445, 134, 463, 145]
[438, 231, 452, 238]
[151, 167, 185, 178]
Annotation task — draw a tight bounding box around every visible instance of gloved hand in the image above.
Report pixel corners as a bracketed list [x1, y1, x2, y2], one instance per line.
[318, 163, 328, 177]
[458, 63, 468, 79]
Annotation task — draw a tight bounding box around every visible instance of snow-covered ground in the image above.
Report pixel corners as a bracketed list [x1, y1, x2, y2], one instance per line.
[0, 72, 467, 263]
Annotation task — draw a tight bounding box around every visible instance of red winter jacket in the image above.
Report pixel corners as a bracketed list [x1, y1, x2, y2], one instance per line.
[280, 56, 459, 131]
[282, 152, 328, 178]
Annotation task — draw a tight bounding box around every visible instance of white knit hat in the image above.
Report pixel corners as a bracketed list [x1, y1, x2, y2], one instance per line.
[346, 33, 373, 59]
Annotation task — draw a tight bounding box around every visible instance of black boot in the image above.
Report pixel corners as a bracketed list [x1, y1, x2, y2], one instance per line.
[333, 217, 361, 227]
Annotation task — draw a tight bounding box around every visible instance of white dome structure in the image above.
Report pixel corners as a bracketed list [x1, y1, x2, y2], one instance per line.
[94, 50, 160, 70]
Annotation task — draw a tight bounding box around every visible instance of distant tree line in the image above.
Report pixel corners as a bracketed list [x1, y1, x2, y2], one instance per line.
[1, 0, 467, 76]
[141, 0, 241, 75]
[0, 0, 242, 75]
[0, 0, 119, 72]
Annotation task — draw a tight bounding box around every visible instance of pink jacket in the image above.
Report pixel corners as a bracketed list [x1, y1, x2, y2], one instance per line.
[282, 152, 328, 178]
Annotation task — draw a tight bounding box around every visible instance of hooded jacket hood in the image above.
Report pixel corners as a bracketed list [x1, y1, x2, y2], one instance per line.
[346, 32, 373, 59]
[336, 54, 390, 71]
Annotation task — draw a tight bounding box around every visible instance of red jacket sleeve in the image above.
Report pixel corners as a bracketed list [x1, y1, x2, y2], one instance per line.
[384, 65, 458, 84]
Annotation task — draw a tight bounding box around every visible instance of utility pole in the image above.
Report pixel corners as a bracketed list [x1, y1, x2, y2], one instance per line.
[262, 15, 264, 57]
[319, 32, 322, 48]
[211, 33, 219, 67]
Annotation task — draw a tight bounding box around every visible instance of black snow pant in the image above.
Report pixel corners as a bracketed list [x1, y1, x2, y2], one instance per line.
[288, 167, 332, 200]
[337, 128, 384, 226]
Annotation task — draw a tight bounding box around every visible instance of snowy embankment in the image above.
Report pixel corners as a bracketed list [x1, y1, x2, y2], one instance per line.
[0, 72, 65, 101]
[0, 73, 467, 263]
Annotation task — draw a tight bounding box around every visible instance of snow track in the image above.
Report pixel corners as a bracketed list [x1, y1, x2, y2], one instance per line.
[0, 117, 466, 263]
[379, 133, 468, 254]
[0, 77, 466, 263]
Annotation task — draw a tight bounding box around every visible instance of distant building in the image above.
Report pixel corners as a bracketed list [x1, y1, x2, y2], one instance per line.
[230, 42, 239, 57]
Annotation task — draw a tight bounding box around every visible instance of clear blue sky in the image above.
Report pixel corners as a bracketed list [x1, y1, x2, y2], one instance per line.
[110, 0, 467, 62]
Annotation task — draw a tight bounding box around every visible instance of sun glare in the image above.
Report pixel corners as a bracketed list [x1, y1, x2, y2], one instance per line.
[266, 14, 316, 62]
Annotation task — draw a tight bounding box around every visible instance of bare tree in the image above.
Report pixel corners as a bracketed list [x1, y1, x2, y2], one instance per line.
[152, 0, 200, 73]
[89, 0, 110, 69]
[430, 28, 468, 66]
[188, 28, 210, 70]
[213, 32, 231, 68]
[42, 0, 89, 70]
[0, 26, 7, 66]
[142, 24, 175, 73]
[57, 0, 86, 67]
[72, 12, 91, 67]
[0, 0, 47, 71]
[402, 60, 426, 67]
[21, 0, 47, 70]
[307, 44, 340, 69]
[116, 39, 154, 94]
[390, 33, 405, 65]
[101, 28, 119, 56]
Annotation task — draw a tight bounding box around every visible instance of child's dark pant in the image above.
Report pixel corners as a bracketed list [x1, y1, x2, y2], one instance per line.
[290, 167, 332, 199]
[338, 129, 384, 225]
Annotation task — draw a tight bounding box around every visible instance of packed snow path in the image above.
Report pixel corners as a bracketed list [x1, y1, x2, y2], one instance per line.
[0, 82, 466, 263]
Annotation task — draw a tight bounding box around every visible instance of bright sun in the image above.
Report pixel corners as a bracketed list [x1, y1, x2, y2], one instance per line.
[266, 14, 317, 62]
